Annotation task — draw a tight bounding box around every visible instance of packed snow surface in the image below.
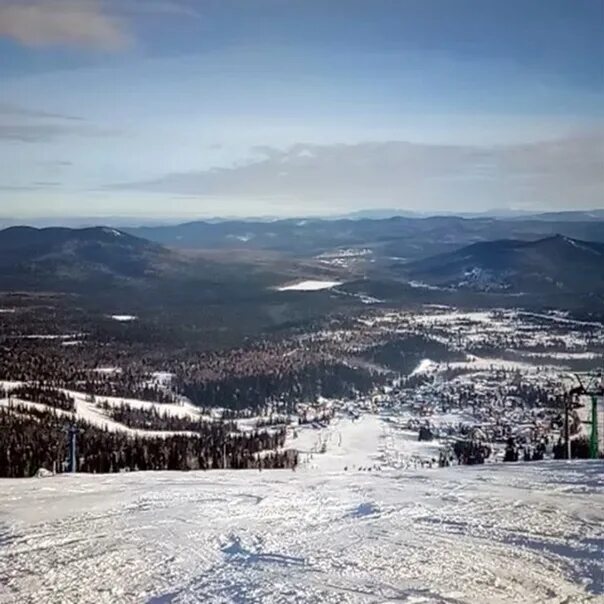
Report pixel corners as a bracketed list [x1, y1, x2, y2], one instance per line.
[0, 414, 602, 604]
[277, 280, 342, 291]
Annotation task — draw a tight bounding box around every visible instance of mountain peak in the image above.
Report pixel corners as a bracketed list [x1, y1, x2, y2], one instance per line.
[403, 235, 604, 294]
[0, 225, 172, 290]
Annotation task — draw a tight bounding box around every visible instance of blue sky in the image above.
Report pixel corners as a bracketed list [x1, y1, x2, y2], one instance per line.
[0, 0, 602, 220]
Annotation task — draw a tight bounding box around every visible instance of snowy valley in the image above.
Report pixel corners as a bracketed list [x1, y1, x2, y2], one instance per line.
[1, 305, 603, 603]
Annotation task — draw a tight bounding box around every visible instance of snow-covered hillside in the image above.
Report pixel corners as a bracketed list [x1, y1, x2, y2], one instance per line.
[0, 414, 602, 604]
[0, 382, 210, 438]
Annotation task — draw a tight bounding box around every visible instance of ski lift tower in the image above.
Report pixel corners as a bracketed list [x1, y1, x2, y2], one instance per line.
[63, 423, 80, 473]
[570, 371, 603, 459]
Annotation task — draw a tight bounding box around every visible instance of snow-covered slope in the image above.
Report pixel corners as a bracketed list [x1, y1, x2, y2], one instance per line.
[0, 421, 601, 604]
[0, 383, 211, 438]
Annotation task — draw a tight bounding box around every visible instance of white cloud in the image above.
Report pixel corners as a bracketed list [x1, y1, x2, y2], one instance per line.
[111, 134, 604, 212]
[0, 0, 130, 50]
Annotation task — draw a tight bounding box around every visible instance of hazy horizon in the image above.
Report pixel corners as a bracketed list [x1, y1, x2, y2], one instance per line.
[1, 0, 603, 218]
[2, 207, 604, 231]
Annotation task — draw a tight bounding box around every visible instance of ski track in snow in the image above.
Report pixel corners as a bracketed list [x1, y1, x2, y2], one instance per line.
[0, 414, 602, 604]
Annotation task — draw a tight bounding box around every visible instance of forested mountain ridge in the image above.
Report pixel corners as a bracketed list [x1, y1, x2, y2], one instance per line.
[401, 235, 604, 294]
[0, 226, 175, 286]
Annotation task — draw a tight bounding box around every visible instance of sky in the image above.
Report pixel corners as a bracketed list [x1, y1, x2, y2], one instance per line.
[0, 0, 602, 221]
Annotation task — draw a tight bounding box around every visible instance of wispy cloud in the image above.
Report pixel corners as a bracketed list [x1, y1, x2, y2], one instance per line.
[0, 122, 121, 142]
[39, 160, 73, 167]
[0, 0, 197, 50]
[0, 0, 131, 50]
[0, 181, 61, 191]
[0, 102, 83, 121]
[0, 185, 38, 191]
[0, 100, 115, 142]
[116, 0, 200, 18]
[111, 134, 604, 211]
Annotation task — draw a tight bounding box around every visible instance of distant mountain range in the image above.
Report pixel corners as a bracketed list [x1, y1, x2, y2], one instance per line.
[4, 209, 602, 229]
[1, 223, 603, 306]
[124, 214, 604, 260]
[335, 208, 604, 221]
[401, 235, 604, 294]
[508, 210, 604, 222]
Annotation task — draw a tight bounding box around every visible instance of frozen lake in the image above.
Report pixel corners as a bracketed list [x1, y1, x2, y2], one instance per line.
[276, 280, 342, 291]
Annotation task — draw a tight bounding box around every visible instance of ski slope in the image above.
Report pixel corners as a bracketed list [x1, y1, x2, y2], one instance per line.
[0, 414, 602, 604]
[0, 383, 213, 438]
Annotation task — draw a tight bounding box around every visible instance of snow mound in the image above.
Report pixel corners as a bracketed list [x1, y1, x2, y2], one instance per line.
[410, 358, 436, 375]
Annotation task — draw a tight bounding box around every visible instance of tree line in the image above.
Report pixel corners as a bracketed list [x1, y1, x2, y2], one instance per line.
[96, 401, 224, 432]
[1, 385, 75, 412]
[0, 405, 297, 478]
[177, 361, 379, 412]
